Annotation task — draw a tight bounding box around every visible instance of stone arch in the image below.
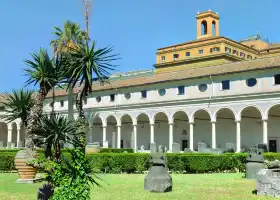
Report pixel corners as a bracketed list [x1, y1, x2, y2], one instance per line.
[265, 103, 280, 120]
[170, 109, 190, 123]
[238, 104, 264, 121]
[213, 106, 237, 122]
[212, 20, 216, 36]
[201, 20, 207, 35]
[239, 105, 263, 150]
[136, 112, 151, 124]
[151, 110, 170, 124]
[120, 114, 134, 149]
[120, 113, 135, 125]
[105, 114, 119, 126]
[10, 122, 17, 148]
[215, 107, 237, 149]
[153, 111, 169, 148]
[136, 112, 150, 150]
[190, 108, 212, 123]
[0, 122, 8, 147]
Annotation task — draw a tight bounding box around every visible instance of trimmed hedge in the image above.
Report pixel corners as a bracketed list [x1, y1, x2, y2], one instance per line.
[2, 152, 280, 173]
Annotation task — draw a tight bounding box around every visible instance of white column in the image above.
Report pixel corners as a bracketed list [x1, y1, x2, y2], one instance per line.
[211, 121, 216, 149]
[189, 122, 194, 151]
[133, 124, 137, 152]
[262, 120, 268, 145]
[17, 129, 20, 147]
[102, 126, 107, 148]
[117, 125, 121, 148]
[89, 125, 93, 143]
[150, 123, 155, 143]
[236, 121, 241, 153]
[112, 132, 116, 148]
[169, 123, 174, 151]
[7, 128, 12, 148]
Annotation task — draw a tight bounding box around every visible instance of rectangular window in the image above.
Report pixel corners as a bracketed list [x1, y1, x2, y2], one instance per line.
[233, 50, 238, 55]
[60, 100, 64, 107]
[161, 56, 165, 61]
[247, 55, 252, 59]
[240, 52, 245, 57]
[185, 52, 190, 57]
[173, 54, 179, 59]
[178, 86, 185, 95]
[141, 90, 147, 98]
[198, 49, 203, 54]
[110, 94, 115, 102]
[83, 97, 87, 105]
[210, 47, 220, 53]
[274, 74, 280, 85]
[225, 47, 231, 53]
[221, 80, 230, 90]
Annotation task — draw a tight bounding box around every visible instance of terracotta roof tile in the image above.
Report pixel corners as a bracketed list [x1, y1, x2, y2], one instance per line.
[47, 56, 280, 97]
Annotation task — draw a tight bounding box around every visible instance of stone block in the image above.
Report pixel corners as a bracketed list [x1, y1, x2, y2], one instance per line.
[257, 168, 280, 197]
[197, 142, 206, 152]
[17, 141, 22, 148]
[245, 148, 265, 179]
[172, 143, 180, 153]
[7, 142, 11, 149]
[11, 143, 15, 149]
[184, 148, 192, 153]
[0, 141, 3, 148]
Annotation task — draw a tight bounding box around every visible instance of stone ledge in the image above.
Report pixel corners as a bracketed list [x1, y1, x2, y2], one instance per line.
[16, 178, 42, 184]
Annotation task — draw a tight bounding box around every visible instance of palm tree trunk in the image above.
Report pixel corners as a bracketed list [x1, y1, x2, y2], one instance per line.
[25, 87, 48, 156]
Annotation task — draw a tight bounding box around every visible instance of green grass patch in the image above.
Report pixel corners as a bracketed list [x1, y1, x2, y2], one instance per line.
[0, 173, 276, 200]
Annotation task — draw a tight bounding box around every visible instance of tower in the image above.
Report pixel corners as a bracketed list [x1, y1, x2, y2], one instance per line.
[196, 9, 220, 39]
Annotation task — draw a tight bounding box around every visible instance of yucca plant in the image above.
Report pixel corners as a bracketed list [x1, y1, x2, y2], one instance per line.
[33, 114, 78, 162]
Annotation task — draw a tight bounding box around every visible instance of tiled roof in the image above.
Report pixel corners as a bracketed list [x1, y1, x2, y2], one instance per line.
[47, 56, 280, 97]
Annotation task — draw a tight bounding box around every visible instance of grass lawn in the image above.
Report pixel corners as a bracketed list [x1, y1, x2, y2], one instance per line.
[0, 173, 276, 200]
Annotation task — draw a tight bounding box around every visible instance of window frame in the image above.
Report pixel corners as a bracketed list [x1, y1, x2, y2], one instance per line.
[141, 90, 147, 99]
[60, 100, 64, 107]
[198, 49, 204, 54]
[198, 84, 208, 92]
[185, 52, 190, 57]
[274, 74, 280, 85]
[110, 94, 115, 102]
[177, 85, 185, 95]
[246, 78, 257, 87]
[173, 54, 179, 59]
[161, 56, 166, 61]
[221, 80, 230, 91]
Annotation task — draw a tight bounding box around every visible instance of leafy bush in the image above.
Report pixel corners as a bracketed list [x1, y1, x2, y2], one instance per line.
[99, 148, 134, 153]
[3, 152, 280, 174]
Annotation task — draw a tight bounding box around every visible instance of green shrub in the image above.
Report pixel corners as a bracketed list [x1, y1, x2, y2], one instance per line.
[99, 148, 134, 153]
[2, 151, 280, 174]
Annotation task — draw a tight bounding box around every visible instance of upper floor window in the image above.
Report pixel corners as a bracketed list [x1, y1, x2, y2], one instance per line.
[83, 97, 87, 105]
[198, 84, 208, 92]
[110, 94, 115, 102]
[185, 52, 190, 57]
[173, 54, 179, 59]
[246, 78, 257, 87]
[96, 96, 101, 103]
[233, 50, 238, 55]
[210, 47, 220, 53]
[141, 90, 147, 99]
[247, 55, 252, 59]
[178, 86, 185, 95]
[161, 56, 166, 61]
[60, 100, 64, 107]
[198, 49, 204, 54]
[158, 89, 166, 96]
[225, 47, 231, 53]
[240, 52, 245, 57]
[221, 80, 230, 90]
[274, 74, 280, 85]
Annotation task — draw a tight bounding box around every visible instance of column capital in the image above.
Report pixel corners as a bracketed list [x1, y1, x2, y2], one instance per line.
[262, 119, 268, 122]
[132, 124, 138, 127]
[150, 123, 155, 126]
[189, 122, 195, 125]
[211, 121, 217, 124]
[102, 125, 107, 128]
[8, 128, 13, 132]
[117, 125, 122, 127]
[235, 120, 241, 123]
[168, 123, 174, 126]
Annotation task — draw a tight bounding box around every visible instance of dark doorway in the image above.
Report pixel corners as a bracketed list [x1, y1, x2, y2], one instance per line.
[121, 140, 124, 148]
[269, 140, 277, 152]
[182, 140, 188, 151]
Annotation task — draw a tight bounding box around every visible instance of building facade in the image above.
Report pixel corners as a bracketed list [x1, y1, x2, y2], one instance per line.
[1, 10, 280, 152]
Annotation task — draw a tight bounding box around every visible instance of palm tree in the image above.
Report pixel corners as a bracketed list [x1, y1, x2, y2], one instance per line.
[50, 20, 87, 121]
[33, 114, 77, 162]
[65, 41, 118, 127]
[24, 48, 60, 152]
[0, 89, 34, 127]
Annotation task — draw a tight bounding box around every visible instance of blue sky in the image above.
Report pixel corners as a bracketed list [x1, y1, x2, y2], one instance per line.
[0, 0, 279, 92]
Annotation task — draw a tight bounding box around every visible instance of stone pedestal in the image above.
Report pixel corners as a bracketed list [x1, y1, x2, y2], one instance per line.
[172, 143, 180, 153]
[245, 148, 264, 179]
[257, 168, 280, 197]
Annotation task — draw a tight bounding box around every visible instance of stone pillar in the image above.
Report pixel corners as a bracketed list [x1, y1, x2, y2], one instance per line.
[102, 126, 107, 148]
[112, 132, 116, 148]
[133, 124, 137, 152]
[17, 129, 20, 148]
[117, 125, 121, 148]
[189, 122, 194, 151]
[211, 121, 216, 149]
[88, 125, 93, 143]
[262, 120, 268, 145]
[150, 123, 155, 144]
[7, 128, 12, 148]
[169, 123, 173, 151]
[236, 121, 241, 153]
